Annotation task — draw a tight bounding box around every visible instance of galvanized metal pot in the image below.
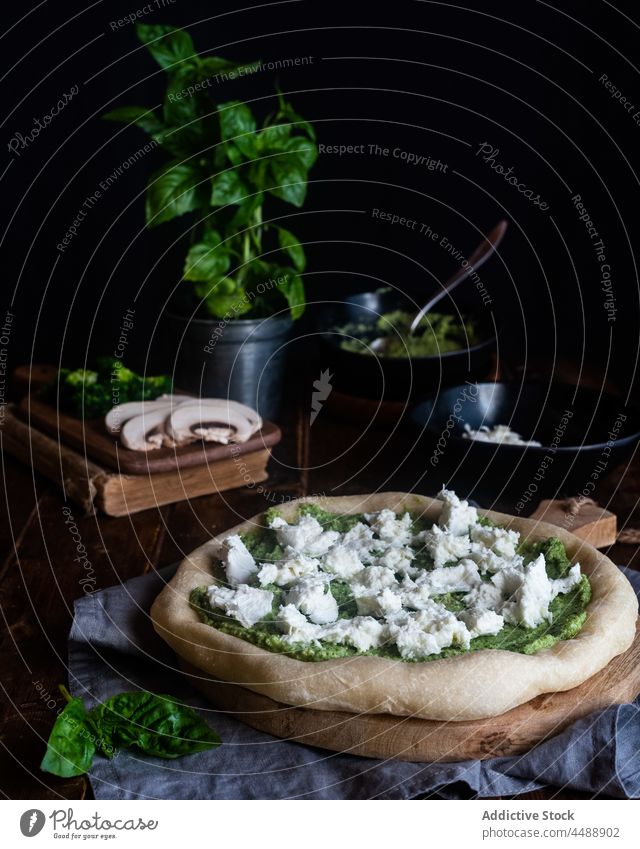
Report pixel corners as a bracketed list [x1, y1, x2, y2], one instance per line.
[164, 311, 293, 421]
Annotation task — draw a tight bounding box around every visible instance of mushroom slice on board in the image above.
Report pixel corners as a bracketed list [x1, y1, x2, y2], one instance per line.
[120, 408, 174, 451]
[166, 401, 258, 445]
[104, 395, 192, 434]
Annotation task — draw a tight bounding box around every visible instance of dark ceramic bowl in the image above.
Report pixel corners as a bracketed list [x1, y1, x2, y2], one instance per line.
[316, 291, 497, 402]
[410, 381, 640, 499]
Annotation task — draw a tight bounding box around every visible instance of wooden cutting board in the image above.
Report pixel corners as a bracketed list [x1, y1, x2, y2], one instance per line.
[181, 621, 640, 763]
[17, 395, 281, 475]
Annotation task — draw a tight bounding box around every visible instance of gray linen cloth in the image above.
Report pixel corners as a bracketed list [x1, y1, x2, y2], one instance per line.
[68, 565, 640, 799]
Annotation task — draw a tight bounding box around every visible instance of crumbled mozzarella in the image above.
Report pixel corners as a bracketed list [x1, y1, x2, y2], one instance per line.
[207, 584, 273, 628]
[386, 604, 471, 659]
[341, 522, 376, 562]
[458, 607, 504, 638]
[437, 488, 479, 536]
[222, 534, 258, 587]
[320, 616, 386, 651]
[463, 581, 504, 612]
[418, 525, 472, 568]
[321, 544, 365, 579]
[277, 604, 322, 642]
[210, 492, 584, 660]
[551, 563, 582, 598]
[286, 575, 339, 624]
[468, 545, 520, 575]
[354, 585, 403, 617]
[462, 423, 542, 446]
[376, 545, 417, 577]
[496, 554, 553, 628]
[364, 509, 413, 547]
[269, 514, 339, 556]
[470, 525, 520, 559]
[400, 560, 481, 611]
[257, 551, 319, 587]
[350, 566, 401, 617]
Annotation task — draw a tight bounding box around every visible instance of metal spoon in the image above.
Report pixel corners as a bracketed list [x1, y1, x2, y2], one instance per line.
[370, 220, 508, 354]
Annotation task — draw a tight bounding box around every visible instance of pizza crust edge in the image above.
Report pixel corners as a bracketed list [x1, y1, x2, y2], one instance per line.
[150, 492, 638, 721]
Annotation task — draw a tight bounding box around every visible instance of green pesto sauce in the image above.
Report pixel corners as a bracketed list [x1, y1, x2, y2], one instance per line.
[339, 310, 482, 359]
[190, 506, 592, 662]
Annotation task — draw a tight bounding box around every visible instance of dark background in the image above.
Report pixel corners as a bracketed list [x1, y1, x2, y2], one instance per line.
[1, 0, 639, 390]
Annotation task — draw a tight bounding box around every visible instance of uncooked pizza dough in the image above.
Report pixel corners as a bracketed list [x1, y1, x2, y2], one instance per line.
[151, 492, 637, 721]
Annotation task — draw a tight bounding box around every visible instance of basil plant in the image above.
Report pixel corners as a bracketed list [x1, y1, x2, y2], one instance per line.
[104, 24, 317, 319]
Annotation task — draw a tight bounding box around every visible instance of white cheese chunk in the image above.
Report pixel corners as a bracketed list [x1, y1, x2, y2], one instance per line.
[257, 551, 320, 587]
[207, 584, 274, 628]
[418, 525, 472, 568]
[495, 554, 553, 628]
[351, 566, 400, 617]
[386, 604, 471, 659]
[417, 559, 482, 593]
[458, 607, 504, 638]
[437, 488, 479, 536]
[376, 545, 417, 577]
[321, 544, 365, 579]
[222, 534, 258, 587]
[286, 575, 339, 624]
[277, 604, 322, 642]
[341, 522, 376, 562]
[269, 514, 339, 556]
[364, 509, 413, 547]
[468, 545, 521, 575]
[319, 616, 386, 651]
[470, 525, 520, 559]
[354, 585, 403, 617]
[551, 563, 582, 599]
[463, 581, 504, 612]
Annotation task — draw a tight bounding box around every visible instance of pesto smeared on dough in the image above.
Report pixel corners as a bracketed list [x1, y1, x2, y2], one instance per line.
[190, 492, 591, 662]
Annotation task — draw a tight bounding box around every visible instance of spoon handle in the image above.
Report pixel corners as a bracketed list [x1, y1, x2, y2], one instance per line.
[409, 220, 508, 335]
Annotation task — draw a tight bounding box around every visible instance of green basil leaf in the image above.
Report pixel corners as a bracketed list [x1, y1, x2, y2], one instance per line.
[277, 227, 306, 272]
[230, 193, 264, 228]
[41, 695, 96, 778]
[184, 237, 231, 282]
[278, 270, 306, 319]
[146, 160, 205, 227]
[211, 169, 248, 205]
[276, 97, 316, 141]
[269, 159, 307, 207]
[195, 279, 252, 318]
[102, 106, 165, 137]
[137, 24, 197, 71]
[259, 122, 291, 150]
[218, 101, 257, 157]
[89, 692, 221, 759]
[199, 57, 261, 79]
[282, 136, 318, 169]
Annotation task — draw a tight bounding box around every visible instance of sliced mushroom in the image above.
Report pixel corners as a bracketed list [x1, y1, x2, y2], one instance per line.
[104, 395, 192, 434]
[120, 409, 174, 451]
[166, 401, 257, 445]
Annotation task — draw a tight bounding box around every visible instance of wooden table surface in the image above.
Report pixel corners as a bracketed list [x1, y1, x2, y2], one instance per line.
[1, 361, 639, 800]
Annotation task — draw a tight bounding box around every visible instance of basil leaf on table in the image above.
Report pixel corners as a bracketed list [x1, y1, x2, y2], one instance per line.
[40, 686, 96, 778]
[41, 686, 220, 777]
[89, 692, 221, 759]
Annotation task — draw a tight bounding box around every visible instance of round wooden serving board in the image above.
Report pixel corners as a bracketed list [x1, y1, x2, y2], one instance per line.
[181, 621, 640, 762]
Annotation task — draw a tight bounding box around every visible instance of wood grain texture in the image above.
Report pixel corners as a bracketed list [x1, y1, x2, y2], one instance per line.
[530, 499, 617, 549]
[18, 395, 281, 474]
[181, 620, 640, 762]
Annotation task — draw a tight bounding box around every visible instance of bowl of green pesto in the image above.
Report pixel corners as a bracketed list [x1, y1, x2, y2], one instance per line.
[318, 290, 496, 401]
